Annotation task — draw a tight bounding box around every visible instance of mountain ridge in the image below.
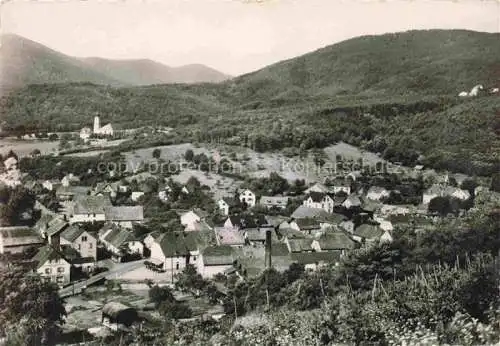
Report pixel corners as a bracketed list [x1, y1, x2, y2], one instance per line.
[0, 33, 231, 93]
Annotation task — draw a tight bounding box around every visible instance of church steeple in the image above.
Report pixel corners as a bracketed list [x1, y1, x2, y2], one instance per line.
[93, 116, 100, 134]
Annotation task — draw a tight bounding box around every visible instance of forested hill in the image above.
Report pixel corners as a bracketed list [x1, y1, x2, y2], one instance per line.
[1, 29, 499, 175]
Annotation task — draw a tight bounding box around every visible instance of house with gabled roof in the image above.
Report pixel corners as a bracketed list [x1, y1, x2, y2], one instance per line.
[352, 224, 389, 244]
[217, 197, 237, 216]
[198, 245, 235, 279]
[289, 218, 322, 234]
[0, 226, 44, 255]
[312, 231, 357, 255]
[181, 208, 209, 231]
[303, 191, 335, 213]
[104, 206, 144, 229]
[60, 224, 97, 259]
[99, 224, 143, 262]
[290, 205, 331, 219]
[70, 195, 112, 224]
[239, 189, 256, 208]
[304, 183, 331, 194]
[342, 194, 362, 209]
[92, 182, 117, 198]
[285, 237, 314, 253]
[329, 178, 351, 195]
[32, 245, 71, 286]
[150, 232, 203, 272]
[422, 184, 471, 205]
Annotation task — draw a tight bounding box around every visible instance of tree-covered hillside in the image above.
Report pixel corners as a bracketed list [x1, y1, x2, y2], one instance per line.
[1, 29, 499, 175]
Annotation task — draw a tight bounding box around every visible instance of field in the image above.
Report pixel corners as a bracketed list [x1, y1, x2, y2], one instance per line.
[0, 138, 59, 157]
[323, 142, 385, 166]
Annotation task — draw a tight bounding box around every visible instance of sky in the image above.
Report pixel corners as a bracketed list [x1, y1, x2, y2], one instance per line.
[1, 0, 499, 76]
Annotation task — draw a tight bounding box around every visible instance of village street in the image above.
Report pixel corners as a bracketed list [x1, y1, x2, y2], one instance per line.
[59, 259, 145, 297]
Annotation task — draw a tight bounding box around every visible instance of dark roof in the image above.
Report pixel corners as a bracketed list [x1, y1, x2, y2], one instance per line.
[315, 232, 357, 250]
[102, 227, 136, 248]
[307, 191, 328, 203]
[32, 245, 68, 269]
[202, 245, 235, 266]
[73, 195, 112, 215]
[294, 218, 321, 230]
[60, 224, 86, 242]
[287, 238, 313, 253]
[291, 251, 341, 265]
[277, 228, 306, 239]
[60, 244, 81, 261]
[71, 256, 95, 265]
[104, 206, 144, 221]
[353, 224, 384, 239]
[323, 213, 347, 224]
[227, 214, 268, 229]
[291, 206, 331, 219]
[156, 232, 203, 257]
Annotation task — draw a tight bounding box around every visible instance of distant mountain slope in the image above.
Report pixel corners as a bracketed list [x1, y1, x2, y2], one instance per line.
[79, 58, 231, 85]
[0, 34, 122, 94]
[0, 34, 231, 95]
[228, 29, 500, 104]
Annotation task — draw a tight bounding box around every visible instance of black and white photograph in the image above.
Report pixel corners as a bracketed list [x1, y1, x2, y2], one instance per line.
[0, 0, 499, 344]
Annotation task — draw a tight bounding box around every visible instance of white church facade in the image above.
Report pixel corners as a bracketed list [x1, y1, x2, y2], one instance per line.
[80, 116, 113, 140]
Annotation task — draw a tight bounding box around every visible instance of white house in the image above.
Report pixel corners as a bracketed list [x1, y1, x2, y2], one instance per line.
[0, 226, 44, 255]
[303, 192, 335, 213]
[217, 198, 234, 216]
[198, 245, 235, 279]
[43, 179, 61, 192]
[330, 179, 351, 195]
[60, 225, 97, 260]
[70, 196, 112, 223]
[366, 186, 390, 201]
[99, 225, 144, 261]
[33, 245, 71, 287]
[149, 232, 200, 272]
[80, 127, 92, 141]
[422, 185, 471, 205]
[61, 173, 81, 187]
[180, 209, 208, 231]
[239, 189, 256, 208]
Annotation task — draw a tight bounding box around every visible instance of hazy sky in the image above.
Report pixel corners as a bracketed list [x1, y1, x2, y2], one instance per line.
[2, 0, 499, 76]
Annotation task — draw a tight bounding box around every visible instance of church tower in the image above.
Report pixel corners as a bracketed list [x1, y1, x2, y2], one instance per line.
[93, 116, 100, 134]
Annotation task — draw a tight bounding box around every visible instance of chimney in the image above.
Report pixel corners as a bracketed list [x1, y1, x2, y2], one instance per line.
[265, 230, 272, 269]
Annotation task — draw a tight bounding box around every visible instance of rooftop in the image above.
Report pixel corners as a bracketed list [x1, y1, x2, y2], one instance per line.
[104, 206, 144, 221]
[315, 232, 357, 250]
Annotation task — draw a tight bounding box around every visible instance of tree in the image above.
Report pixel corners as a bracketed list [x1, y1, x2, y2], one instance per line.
[490, 173, 500, 192]
[460, 179, 477, 195]
[184, 149, 194, 162]
[48, 133, 58, 141]
[152, 148, 162, 159]
[428, 196, 452, 216]
[175, 264, 207, 293]
[149, 284, 175, 308]
[0, 267, 66, 345]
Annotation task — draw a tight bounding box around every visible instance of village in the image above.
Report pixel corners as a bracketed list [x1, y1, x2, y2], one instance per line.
[0, 110, 497, 341]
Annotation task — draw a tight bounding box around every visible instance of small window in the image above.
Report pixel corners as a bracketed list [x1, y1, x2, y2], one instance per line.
[89, 243, 93, 249]
[78, 244, 81, 250]
[176, 262, 180, 270]
[82, 236, 87, 242]
[57, 267, 64, 273]
[193, 256, 197, 262]
[45, 268, 51, 274]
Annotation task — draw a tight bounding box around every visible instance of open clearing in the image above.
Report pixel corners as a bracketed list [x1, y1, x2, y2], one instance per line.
[0, 139, 59, 157]
[323, 142, 385, 166]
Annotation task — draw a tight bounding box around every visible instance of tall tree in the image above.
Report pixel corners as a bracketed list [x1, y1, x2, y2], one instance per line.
[0, 267, 66, 345]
